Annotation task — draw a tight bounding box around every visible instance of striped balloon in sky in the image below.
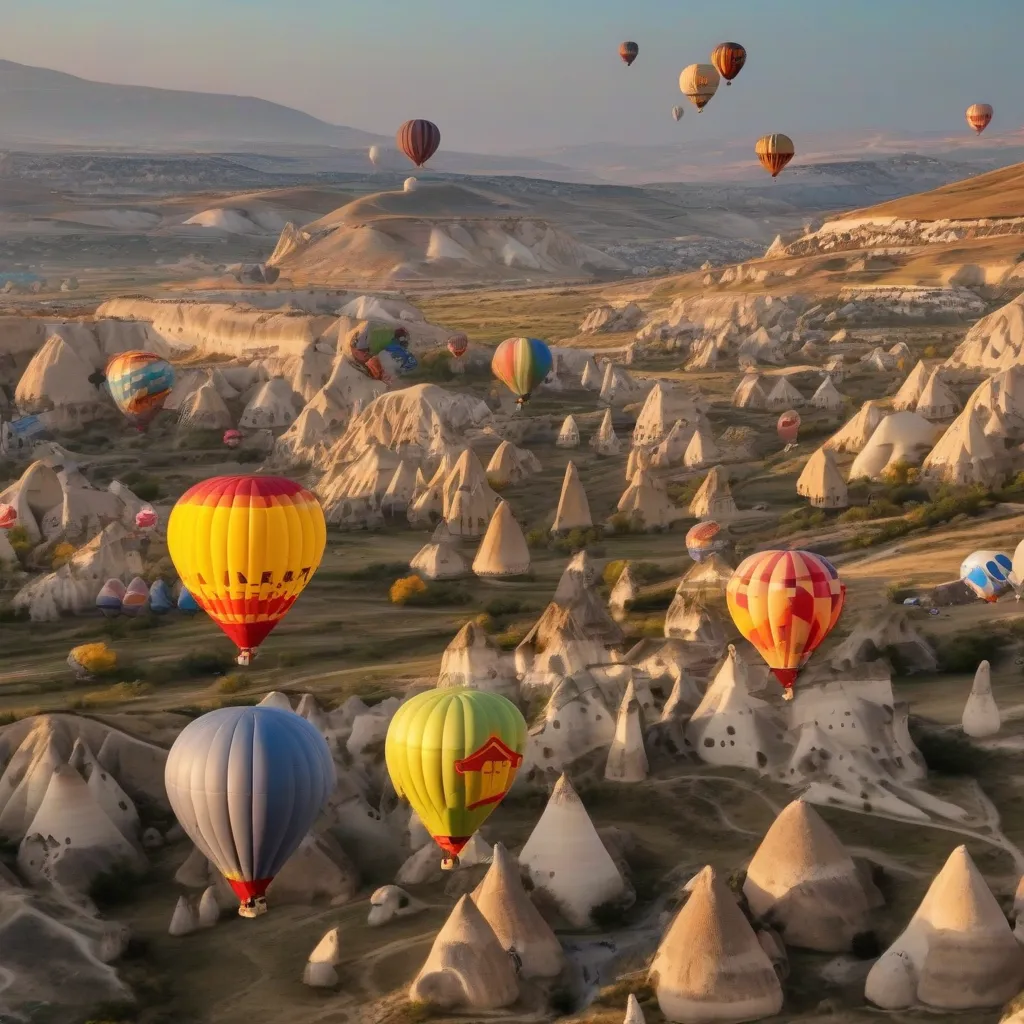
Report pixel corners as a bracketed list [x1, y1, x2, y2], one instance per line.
[396, 119, 441, 167]
[164, 705, 335, 910]
[726, 549, 845, 698]
[491, 337, 553, 406]
[166, 475, 326, 664]
[105, 350, 175, 431]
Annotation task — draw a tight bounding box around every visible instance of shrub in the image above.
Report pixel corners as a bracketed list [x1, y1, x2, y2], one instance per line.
[909, 720, 991, 775]
[84, 680, 152, 705]
[934, 632, 1005, 673]
[235, 448, 263, 464]
[176, 650, 236, 678]
[6, 524, 31, 560]
[88, 860, 149, 908]
[603, 559, 628, 587]
[474, 612, 496, 631]
[390, 575, 428, 605]
[51, 541, 76, 569]
[525, 527, 549, 550]
[495, 623, 529, 650]
[344, 561, 409, 582]
[216, 673, 244, 695]
[590, 897, 632, 929]
[485, 598, 525, 618]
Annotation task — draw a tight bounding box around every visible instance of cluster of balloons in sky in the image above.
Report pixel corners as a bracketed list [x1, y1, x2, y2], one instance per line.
[381, 40, 995, 182]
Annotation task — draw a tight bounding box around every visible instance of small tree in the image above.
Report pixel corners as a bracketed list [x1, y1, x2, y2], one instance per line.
[390, 575, 428, 605]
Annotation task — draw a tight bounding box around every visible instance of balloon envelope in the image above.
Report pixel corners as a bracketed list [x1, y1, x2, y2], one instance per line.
[777, 409, 801, 443]
[96, 578, 126, 618]
[177, 586, 200, 615]
[385, 688, 526, 861]
[396, 120, 440, 167]
[966, 103, 993, 134]
[0, 503, 16, 529]
[121, 576, 150, 617]
[711, 42, 747, 83]
[448, 333, 469, 358]
[106, 351, 175, 431]
[756, 134, 795, 178]
[491, 337, 553, 404]
[166, 476, 326, 661]
[685, 520, 724, 562]
[672, 105, 685, 122]
[149, 578, 174, 614]
[135, 507, 158, 530]
[679, 64, 720, 111]
[726, 549, 845, 692]
[223, 429, 242, 448]
[165, 705, 335, 902]
[619, 41, 639, 66]
[960, 549, 1012, 603]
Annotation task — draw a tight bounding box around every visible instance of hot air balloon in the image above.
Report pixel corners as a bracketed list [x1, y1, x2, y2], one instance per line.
[166, 476, 326, 666]
[404, 177, 418, 192]
[679, 64, 720, 112]
[385, 688, 526, 870]
[685, 520, 724, 562]
[121, 577, 150, 616]
[448, 333, 469, 358]
[966, 104, 993, 134]
[148, 579, 174, 614]
[96, 578, 126, 618]
[396, 119, 440, 168]
[165, 705, 335, 917]
[223, 429, 242, 449]
[619, 41, 639, 66]
[0, 503, 16, 529]
[711, 42, 746, 85]
[960, 550, 1013, 603]
[177, 585, 200, 615]
[777, 409, 801, 444]
[756, 134, 795, 178]
[672, 105, 685, 122]
[491, 337, 553, 407]
[368, 145, 382, 167]
[135, 507, 158, 531]
[726, 549, 845, 700]
[105, 351, 175, 431]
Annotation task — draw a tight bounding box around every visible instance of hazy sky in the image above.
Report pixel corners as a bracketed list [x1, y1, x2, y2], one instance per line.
[4, 0, 1024, 153]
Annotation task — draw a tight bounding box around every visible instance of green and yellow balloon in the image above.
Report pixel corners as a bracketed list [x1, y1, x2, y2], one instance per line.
[385, 688, 527, 869]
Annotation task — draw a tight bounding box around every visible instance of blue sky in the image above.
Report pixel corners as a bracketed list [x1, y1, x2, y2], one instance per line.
[4, 0, 1023, 152]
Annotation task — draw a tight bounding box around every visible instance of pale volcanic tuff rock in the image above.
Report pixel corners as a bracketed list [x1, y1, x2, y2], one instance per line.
[649, 865, 783, 1024]
[743, 799, 875, 952]
[470, 842, 564, 978]
[409, 894, 519, 1010]
[518, 773, 625, 926]
[866, 845, 1024, 1011]
[604, 680, 648, 783]
[961, 660, 1000, 738]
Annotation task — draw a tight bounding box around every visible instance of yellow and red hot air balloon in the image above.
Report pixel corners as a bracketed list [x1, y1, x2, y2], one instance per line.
[166, 476, 326, 666]
[711, 42, 746, 85]
[726, 549, 845, 700]
[756, 134, 795, 178]
[386, 687, 527, 870]
[966, 103, 993, 134]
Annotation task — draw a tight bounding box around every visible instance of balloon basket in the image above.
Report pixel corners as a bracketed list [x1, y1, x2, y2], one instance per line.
[236, 650, 253, 667]
[782, 690, 794, 702]
[238, 897, 267, 919]
[440, 855, 459, 871]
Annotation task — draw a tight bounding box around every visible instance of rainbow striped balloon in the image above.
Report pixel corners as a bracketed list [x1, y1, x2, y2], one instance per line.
[726, 549, 845, 696]
[106, 351, 175, 431]
[166, 476, 326, 664]
[491, 337, 552, 405]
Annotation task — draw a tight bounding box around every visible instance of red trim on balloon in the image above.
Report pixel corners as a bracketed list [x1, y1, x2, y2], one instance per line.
[228, 877, 273, 900]
[771, 668, 798, 689]
[433, 835, 471, 858]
